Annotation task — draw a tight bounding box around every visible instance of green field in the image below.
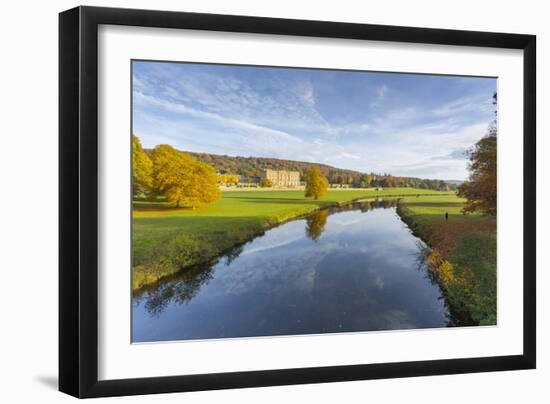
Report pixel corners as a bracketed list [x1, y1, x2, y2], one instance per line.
[397, 194, 497, 325]
[397, 195, 496, 256]
[132, 188, 451, 289]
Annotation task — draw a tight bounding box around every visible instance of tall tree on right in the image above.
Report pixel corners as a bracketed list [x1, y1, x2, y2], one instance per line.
[305, 165, 329, 200]
[458, 93, 497, 216]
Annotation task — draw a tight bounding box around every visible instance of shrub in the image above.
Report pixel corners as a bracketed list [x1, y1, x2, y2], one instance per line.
[260, 178, 273, 188]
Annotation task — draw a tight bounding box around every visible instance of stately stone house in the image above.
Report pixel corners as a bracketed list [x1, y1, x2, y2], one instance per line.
[261, 169, 301, 187]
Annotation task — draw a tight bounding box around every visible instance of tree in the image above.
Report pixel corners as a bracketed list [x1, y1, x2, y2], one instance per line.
[217, 174, 239, 186]
[226, 175, 239, 185]
[458, 93, 497, 215]
[305, 165, 329, 200]
[457, 130, 496, 215]
[358, 174, 371, 188]
[132, 134, 152, 196]
[260, 178, 273, 188]
[382, 176, 397, 188]
[150, 144, 220, 208]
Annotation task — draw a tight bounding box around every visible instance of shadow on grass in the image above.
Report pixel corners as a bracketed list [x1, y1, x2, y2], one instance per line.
[402, 202, 465, 208]
[133, 203, 195, 212]
[234, 196, 332, 206]
[133, 196, 326, 211]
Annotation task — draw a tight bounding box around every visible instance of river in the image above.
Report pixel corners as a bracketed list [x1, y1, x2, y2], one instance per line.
[132, 200, 451, 342]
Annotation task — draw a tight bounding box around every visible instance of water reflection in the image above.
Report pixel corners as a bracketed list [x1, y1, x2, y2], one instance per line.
[134, 262, 216, 317]
[305, 209, 329, 241]
[133, 200, 453, 342]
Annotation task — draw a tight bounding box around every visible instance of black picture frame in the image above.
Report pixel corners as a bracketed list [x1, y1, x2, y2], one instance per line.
[59, 5, 536, 398]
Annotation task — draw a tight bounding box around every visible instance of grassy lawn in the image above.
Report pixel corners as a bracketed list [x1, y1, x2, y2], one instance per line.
[397, 194, 496, 325]
[132, 188, 450, 289]
[397, 195, 496, 257]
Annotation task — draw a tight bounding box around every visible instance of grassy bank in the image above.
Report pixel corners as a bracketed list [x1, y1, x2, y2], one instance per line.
[133, 188, 450, 290]
[397, 195, 497, 325]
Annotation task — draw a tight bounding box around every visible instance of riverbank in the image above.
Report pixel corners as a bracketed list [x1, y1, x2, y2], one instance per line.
[133, 188, 451, 290]
[396, 195, 497, 325]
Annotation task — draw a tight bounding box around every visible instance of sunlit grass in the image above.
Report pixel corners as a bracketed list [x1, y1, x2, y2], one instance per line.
[134, 188, 452, 218]
[398, 195, 488, 223]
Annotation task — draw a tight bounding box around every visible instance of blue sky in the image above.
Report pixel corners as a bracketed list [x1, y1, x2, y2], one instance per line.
[133, 61, 496, 180]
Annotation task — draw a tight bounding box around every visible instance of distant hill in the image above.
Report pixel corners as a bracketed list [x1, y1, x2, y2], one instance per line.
[188, 152, 361, 182]
[182, 151, 456, 190]
[144, 146, 456, 190]
[445, 180, 465, 186]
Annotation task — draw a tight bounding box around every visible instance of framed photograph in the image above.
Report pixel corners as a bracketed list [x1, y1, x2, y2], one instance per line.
[59, 6, 536, 398]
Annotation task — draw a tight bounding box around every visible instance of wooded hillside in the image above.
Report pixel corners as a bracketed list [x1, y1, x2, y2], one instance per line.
[161, 150, 457, 190]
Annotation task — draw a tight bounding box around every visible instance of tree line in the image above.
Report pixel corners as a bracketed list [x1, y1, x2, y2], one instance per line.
[188, 151, 455, 191]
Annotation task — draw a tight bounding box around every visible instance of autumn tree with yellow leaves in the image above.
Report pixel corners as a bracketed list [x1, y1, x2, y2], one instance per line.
[260, 178, 273, 188]
[304, 165, 329, 200]
[149, 144, 220, 208]
[217, 174, 239, 185]
[132, 134, 153, 196]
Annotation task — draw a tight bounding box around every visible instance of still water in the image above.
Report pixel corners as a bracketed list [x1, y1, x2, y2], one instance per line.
[132, 201, 451, 342]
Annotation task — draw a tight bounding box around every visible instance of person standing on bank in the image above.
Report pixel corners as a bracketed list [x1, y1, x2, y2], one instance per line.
[445, 212, 449, 221]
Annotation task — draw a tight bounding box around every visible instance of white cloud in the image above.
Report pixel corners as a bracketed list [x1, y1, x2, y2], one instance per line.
[326, 152, 361, 161]
[390, 159, 469, 180]
[133, 64, 495, 180]
[377, 84, 388, 99]
[135, 67, 386, 140]
[135, 87, 489, 179]
[433, 94, 494, 117]
[134, 91, 304, 145]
